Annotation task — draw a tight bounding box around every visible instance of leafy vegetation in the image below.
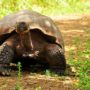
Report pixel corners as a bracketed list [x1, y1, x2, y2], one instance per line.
[15, 62, 23, 90]
[0, 0, 90, 18]
[68, 30, 90, 90]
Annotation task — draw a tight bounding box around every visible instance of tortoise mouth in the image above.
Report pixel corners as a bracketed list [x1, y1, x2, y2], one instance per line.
[16, 22, 29, 33]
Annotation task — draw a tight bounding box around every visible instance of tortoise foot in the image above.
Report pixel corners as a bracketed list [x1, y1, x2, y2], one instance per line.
[50, 68, 65, 75]
[0, 43, 14, 76]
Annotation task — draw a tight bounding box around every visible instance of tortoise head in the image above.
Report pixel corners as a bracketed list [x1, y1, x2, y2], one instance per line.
[16, 22, 29, 34]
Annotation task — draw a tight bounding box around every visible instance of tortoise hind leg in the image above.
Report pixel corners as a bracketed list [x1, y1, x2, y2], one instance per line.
[41, 44, 66, 75]
[0, 43, 14, 76]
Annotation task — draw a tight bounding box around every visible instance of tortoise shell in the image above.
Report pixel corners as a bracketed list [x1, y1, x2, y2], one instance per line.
[0, 10, 64, 51]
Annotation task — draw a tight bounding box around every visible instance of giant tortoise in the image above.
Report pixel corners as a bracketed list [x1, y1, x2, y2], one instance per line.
[0, 10, 66, 75]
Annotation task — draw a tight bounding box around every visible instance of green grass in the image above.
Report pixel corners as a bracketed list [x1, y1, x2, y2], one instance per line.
[0, 0, 90, 18]
[68, 30, 90, 90]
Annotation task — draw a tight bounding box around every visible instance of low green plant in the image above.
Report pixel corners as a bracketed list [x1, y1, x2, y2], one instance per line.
[45, 69, 58, 77]
[45, 69, 52, 76]
[15, 62, 23, 90]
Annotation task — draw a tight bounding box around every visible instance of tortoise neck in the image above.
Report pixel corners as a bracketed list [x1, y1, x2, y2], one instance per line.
[20, 32, 33, 52]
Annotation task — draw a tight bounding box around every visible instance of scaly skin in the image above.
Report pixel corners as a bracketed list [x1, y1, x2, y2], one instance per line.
[0, 43, 14, 76]
[37, 44, 66, 75]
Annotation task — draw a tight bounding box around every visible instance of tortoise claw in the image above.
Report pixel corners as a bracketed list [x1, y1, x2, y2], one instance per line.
[29, 51, 39, 57]
[23, 50, 39, 58]
[0, 65, 11, 76]
[1, 71, 10, 76]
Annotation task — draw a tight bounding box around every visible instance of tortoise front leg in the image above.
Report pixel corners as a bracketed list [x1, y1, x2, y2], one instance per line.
[0, 43, 14, 76]
[39, 44, 66, 75]
[0, 34, 17, 76]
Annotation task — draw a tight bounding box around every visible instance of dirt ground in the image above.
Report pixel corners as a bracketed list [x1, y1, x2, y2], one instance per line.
[0, 15, 90, 90]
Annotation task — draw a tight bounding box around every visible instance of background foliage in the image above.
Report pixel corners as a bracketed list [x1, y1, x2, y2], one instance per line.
[0, 0, 90, 18]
